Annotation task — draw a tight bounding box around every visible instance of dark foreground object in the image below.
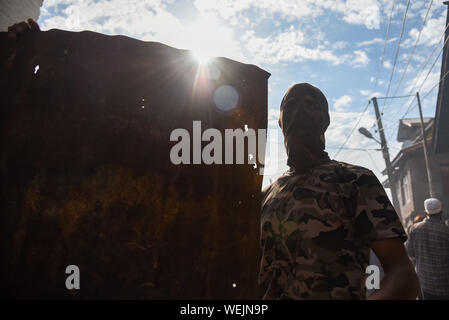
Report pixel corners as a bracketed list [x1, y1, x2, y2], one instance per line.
[0, 30, 269, 299]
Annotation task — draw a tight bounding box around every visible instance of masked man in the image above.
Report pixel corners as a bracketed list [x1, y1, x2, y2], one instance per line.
[259, 83, 418, 299]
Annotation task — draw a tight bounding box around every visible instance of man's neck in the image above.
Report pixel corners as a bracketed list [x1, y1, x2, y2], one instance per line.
[428, 214, 442, 221]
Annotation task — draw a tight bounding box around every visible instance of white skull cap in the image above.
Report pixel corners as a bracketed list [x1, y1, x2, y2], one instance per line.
[424, 198, 442, 215]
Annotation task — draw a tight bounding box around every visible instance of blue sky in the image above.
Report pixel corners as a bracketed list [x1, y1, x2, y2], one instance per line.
[38, 0, 447, 192]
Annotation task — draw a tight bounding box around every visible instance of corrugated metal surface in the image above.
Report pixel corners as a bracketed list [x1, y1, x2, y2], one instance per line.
[0, 30, 269, 299]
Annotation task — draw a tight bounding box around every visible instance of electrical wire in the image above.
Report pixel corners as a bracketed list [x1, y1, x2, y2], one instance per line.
[392, 0, 434, 98]
[382, 21, 449, 134]
[381, 0, 411, 113]
[372, 0, 396, 92]
[401, 67, 449, 120]
[376, 94, 416, 100]
[332, 100, 371, 158]
[391, 21, 449, 120]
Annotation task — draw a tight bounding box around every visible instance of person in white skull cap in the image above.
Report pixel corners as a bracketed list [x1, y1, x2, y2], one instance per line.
[406, 198, 449, 300]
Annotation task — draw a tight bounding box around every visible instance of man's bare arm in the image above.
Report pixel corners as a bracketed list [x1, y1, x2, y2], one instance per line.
[367, 237, 419, 300]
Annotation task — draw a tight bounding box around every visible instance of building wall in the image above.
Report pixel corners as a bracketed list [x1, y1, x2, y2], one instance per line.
[396, 161, 414, 227]
[432, 151, 449, 221]
[0, 0, 43, 32]
[408, 154, 431, 221]
[397, 149, 449, 230]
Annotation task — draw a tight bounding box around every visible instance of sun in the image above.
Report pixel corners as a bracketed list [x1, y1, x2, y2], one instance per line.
[183, 16, 227, 65]
[192, 49, 213, 65]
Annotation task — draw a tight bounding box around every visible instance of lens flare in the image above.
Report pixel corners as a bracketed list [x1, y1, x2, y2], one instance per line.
[213, 85, 239, 111]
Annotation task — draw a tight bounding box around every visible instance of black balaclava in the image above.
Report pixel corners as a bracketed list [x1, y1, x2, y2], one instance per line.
[279, 83, 331, 173]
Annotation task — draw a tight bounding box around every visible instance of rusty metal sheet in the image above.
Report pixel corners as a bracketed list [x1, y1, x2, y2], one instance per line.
[0, 30, 269, 299]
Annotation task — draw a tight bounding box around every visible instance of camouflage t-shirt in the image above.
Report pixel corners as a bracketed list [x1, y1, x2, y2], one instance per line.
[259, 160, 407, 299]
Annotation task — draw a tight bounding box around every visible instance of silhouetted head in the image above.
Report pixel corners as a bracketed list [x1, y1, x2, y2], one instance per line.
[279, 83, 330, 172]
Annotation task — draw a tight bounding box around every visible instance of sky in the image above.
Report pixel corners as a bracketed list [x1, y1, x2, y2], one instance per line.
[37, 0, 447, 194]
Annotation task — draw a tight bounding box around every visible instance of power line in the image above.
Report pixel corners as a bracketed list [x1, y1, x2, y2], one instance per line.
[372, 0, 396, 92]
[411, 24, 448, 91]
[355, 48, 446, 155]
[397, 38, 447, 120]
[404, 23, 449, 97]
[383, 64, 447, 149]
[386, 95, 416, 141]
[401, 68, 449, 120]
[376, 94, 416, 100]
[332, 100, 371, 158]
[381, 0, 411, 113]
[338, 148, 381, 173]
[423, 69, 449, 100]
[387, 122, 399, 139]
[337, 8, 416, 161]
[375, 94, 415, 133]
[327, 146, 382, 151]
[384, 20, 449, 129]
[392, 0, 434, 98]
[417, 39, 446, 93]
[363, 149, 381, 172]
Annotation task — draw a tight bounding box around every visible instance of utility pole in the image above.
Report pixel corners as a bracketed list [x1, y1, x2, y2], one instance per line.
[372, 97, 400, 211]
[416, 92, 435, 197]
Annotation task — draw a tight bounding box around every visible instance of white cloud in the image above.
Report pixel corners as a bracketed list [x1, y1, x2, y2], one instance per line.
[360, 90, 382, 98]
[405, 69, 441, 97]
[242, 25, 370, 67]
[41, 0, 169, 36]
[194, 0, 320, 26]
[337, 0, 381, 29]
[243, 26, 345, 65]
[331, 41, 348, 50]
[333, 95, 353, 112]
[357, 37, 383, 47]
[324, 108, 389, 183]
[38, 0, 385, 68]
[410, 1, 425, 12]
[370, 77, 385, 86]
[326, 109, 377, 154]
[356, 36, 397, 47]
[351, 50, 370, 67]
[383, 60, 392, 69]
[39, 0, 247, 62]
[403, 8, 446, 48]
[194, 0, 381, 29]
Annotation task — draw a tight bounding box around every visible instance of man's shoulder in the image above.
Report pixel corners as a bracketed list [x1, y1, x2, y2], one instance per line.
[264, 161, 377, 193]
[409, 218, 449, 235]
[429, 218, 449, 233]
[262, 171, 296, 198]
[408, 220, 426, 234]
[330, 160, 375, 176]
[314, 160, 377, 185]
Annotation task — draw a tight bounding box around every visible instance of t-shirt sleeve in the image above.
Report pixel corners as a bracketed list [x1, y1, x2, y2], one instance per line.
[352, 168, 407, 245]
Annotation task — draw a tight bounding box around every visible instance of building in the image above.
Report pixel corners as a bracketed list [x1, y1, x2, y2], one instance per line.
[434, 1, 449, 156]
[385, 118, 449, 230]
[382, 2, 449, 231]
[0, 0, 43, 32]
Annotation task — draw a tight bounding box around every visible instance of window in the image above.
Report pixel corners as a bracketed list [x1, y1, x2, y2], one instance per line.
[397, 182, 402, 206]
[401, 174, 410, 205]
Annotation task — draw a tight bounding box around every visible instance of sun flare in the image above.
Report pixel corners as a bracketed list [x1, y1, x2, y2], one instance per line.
[192, 50, 212, 65]
[183, 16, 229, 65]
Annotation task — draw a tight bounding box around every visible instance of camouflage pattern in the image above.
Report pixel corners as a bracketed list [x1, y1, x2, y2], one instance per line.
[259, 160, 407, 299]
